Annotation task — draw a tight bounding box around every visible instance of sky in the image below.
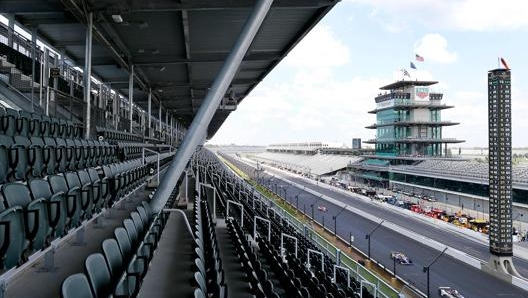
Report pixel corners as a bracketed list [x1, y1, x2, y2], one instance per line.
[209, 0, 528, 148]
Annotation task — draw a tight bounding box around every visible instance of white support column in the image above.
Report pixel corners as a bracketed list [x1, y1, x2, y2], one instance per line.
[158, 102, 162, 137]
[149, 0, 273, 212]
[165, 109, 169, 142]
[83, 12, 93, 139]
[128, 65, 134, 133]
[147, 89, 152, 138]
[7, 14, 15, 48]
[30, 27, 37, 112]
[43, 48, 50, 115]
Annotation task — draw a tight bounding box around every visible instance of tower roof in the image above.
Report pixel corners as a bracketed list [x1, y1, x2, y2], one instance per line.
[380, 80, 438, 90]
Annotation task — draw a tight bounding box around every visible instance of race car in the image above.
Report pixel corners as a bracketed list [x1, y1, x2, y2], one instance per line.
[317, 205, 327, 212]
[438, 286, 465, 298]
[390, 251, 413, 265]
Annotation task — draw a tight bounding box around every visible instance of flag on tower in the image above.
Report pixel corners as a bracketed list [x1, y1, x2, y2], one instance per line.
[400, 69, 410, 77]
[500, 57, 510, 70]
[410, 62, 417, 69]
[415, 54, 424, 62]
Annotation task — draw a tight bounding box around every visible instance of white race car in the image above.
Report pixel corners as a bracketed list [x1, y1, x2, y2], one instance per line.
[390, 251, 413, 265]
[439, 287, 465, 298]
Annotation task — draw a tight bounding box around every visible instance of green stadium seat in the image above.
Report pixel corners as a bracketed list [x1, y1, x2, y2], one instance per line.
[61, 273, 94, 298]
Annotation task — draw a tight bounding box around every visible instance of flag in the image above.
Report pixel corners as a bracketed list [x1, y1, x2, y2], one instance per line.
[500, 57, 510, 70]
[400, 69, 410, 77]
[410, 62, 417, 69]
[415, 54, 424, 62]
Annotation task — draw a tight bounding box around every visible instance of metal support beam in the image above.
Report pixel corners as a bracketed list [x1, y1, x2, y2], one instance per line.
[83, 12, 93, 139]
[158, 101, 162, 136]
[30, 27, 37, 112]
[147, 89, 152, 137]
[128, 65, 134, 133]
[7, 14, 14, 48]
[149, 0, 273, 213]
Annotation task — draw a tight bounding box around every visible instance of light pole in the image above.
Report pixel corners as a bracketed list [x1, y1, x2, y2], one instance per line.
[365, 220, 385, 260]
[332, 204, 348, 237]
[423, 247, 448, 298]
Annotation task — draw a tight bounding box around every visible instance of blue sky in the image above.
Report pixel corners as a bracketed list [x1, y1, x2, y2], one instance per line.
[210, 0, 528, 148]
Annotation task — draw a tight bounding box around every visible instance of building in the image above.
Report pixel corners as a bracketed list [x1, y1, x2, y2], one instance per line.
[352, 138, 362, 149]
[364, 80, 463, 157]
[349, 79, 464, 188]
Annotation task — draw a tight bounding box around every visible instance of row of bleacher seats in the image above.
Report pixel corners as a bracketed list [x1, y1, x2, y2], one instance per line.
[117, 141, 172, 161]
[1, 107, 82, 139]
[226, 217, 280, 298]
[61, 196, 171, 298]
[193, 197, 227, 298]
[210, 152, 373, 298]
[0, 133, 119, 182]
[96, 127, 143, 143]
[0, 157, 154, 271]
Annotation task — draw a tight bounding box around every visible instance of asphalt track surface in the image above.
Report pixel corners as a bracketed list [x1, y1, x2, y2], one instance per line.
[225, 154, 528, 298]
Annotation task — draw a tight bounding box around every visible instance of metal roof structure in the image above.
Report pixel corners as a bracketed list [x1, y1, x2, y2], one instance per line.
[379, 80, 438, 90]
[2, 0, 339, 137]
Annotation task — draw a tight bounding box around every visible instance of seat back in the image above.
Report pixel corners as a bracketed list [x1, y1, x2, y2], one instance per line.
[17, 110, 30, 137]
[114, 227, 132, 260]
[28, 136, 45, 177]
[78, 170, 95, 216]
[3, 108, 18, 136]
[122, 219, 138, 247]
[0, 134, 10, 183]
[43, 137, 57, 175]
[40, 115, 51, 137]
[65, 139, 76, 170]
[85, 253, 112, 298]
[11, 135, 29, 180]
[54, 138, 68, 172]
[29, 113, 41, 137]
[61, 273, 94, 298]
[101, 238, 123, 277]
[129, 212, 145, 237]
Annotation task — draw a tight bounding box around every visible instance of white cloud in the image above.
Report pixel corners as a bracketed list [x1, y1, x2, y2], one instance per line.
[449, 0, 528, 31]
[346, 0, 528, 32]
[284, 25, 350, 68]
[414, 34, 457, 63]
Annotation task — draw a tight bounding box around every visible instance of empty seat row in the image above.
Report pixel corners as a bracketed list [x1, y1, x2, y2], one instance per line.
[0, 154, 160, 271]
[0, 107, 82, 138]
[0, 133, 118, 182]
[193, 196, 227, 298]
[96, 127, 143, 143]
[61, 198, 168, 298]
[204, 152, 373, 298]
[0, 167, 108, 270]
[117, 141, 173, 161]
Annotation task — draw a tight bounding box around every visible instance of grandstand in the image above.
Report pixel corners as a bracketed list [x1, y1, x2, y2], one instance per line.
[250, 150, 362, 177]
[0, 1, 397, 298]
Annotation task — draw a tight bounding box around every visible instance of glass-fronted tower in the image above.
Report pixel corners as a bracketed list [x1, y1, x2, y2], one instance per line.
[487, 68, 517, 275]
[365, 80, 463, 157]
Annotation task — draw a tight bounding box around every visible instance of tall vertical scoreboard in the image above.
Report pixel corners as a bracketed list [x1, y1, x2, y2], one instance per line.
[488, 68, 513, 256]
